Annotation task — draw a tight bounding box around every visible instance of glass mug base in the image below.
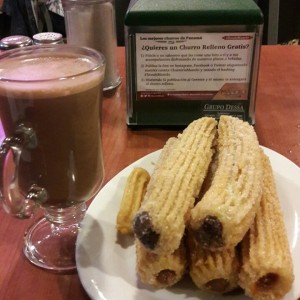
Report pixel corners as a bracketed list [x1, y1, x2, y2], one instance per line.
[23, 203, 87, 272]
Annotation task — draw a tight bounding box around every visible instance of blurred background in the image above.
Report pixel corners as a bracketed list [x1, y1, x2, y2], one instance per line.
[0, 0, 299, 46]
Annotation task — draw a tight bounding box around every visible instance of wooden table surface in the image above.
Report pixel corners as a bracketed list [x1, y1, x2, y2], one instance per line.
[0, 46, 299, 300]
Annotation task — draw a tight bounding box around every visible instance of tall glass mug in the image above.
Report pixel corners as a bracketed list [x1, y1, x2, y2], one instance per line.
[0, 45, 105, 272]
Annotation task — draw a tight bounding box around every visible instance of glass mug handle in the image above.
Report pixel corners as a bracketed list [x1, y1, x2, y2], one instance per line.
[0, 124, 47, 218]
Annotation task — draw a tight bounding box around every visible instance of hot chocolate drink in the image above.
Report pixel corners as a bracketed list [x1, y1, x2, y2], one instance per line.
[0, 47, 105, 208]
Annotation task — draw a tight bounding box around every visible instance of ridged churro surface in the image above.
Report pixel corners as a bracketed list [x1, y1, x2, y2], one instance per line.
[239, 153, 294, 300]
[133, 117, 217, 254]
[189, 115, 263, 250]
[136, 240, 187, 288]
[114, 116, 294, 298]
[116, 167, 150, 234]
[188, 230, 240, 294]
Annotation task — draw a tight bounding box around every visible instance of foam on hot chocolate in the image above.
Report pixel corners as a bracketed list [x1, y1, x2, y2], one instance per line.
[0, 53, 104, 98]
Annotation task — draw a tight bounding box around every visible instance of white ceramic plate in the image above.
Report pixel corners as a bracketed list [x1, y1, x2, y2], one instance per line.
[76, 147, 300, 300]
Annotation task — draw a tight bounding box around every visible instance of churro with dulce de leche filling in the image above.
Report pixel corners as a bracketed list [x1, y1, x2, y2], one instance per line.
[239, 153, 294, 300]
[135, 239, 187, 288]
[189, 115, 264, 251]
[188, 228, 240, 294]
[133, 117, 217, 255]
[114, 116, 294, 298]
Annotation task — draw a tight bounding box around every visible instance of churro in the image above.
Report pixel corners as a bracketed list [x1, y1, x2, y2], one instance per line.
[190, 116, 263, 250]
[133, 117, 217, 254]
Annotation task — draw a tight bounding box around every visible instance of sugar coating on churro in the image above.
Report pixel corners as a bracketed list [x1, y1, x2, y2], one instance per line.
[133, 117, 217, 255]
[136, 240, 187, 288]
[116, 167, 150, 235]
[115, 116, 294, 298]
[189, 115, 263, 251]
[239, 153, 294, 300]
